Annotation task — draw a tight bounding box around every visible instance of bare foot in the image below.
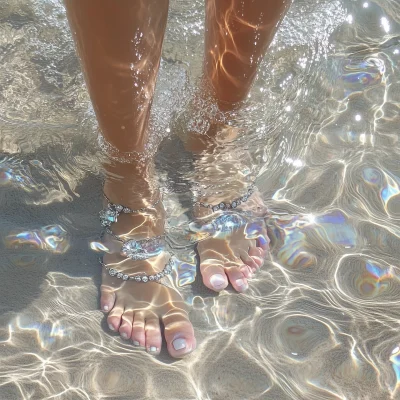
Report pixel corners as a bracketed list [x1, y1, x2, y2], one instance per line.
[185, 127, 270, 293]
[191, 191, 270, 293]
[99, 161, 196, 358]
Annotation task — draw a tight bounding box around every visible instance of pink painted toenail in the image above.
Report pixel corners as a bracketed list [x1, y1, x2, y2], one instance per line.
[236, 279, 246, 287]
[108, 324, 115, 331]
[149, 346, 157, 353]
[103, 305, 109, 311]
[133, 341, 140, 346]
[121, 332, 128, 339]
[173, 338, 187, 351]
[210, 274, 226, 289]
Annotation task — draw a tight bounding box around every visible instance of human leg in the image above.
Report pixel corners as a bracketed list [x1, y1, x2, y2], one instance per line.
[194, 0, 289, 291]
[65, 0, 196, 357]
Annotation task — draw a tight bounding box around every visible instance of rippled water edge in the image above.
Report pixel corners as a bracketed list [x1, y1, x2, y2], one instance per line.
[1, 0, 400, 399]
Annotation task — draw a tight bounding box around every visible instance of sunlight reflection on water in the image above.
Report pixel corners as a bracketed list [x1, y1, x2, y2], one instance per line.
[0, 0, 399, 399]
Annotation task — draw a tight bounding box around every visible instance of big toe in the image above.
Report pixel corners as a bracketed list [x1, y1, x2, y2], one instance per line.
[200, 261, 229, 292]
[163, 311, 196, 358]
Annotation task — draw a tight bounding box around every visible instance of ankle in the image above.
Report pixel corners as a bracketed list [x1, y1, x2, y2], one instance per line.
[103, 159, 158, 208]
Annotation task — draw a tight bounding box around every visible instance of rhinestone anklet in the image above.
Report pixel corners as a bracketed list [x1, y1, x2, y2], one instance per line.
[100, 192, 161, 227]
[104, 228, 164, 261]
[99, 258, 173, 283]
[99, 192, 170, 281]
[194, 183, 256, 212]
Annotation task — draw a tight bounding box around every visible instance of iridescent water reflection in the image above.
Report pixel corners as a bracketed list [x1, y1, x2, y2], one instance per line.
[0, 0, 399, 399]
[5, 225, 70, 254]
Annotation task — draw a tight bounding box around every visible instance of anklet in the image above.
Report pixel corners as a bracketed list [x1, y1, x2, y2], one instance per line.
[194, 183, 256, 212]
[99, 258, 173, 283]
[100, 193, 166, 262]
[100, 192, 161, 227]
[104, 228, 164, 261]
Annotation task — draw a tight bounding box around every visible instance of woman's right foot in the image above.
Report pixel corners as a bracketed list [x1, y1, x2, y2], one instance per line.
[101, 250, 196, 358]
[99, 162, 196, 358]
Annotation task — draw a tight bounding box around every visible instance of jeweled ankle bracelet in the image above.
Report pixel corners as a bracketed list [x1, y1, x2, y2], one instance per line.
[99, 257, 173, 282]
[100, 192, 161, 227]
[99, 192, 171, 283]
[194, 183, 256, 212]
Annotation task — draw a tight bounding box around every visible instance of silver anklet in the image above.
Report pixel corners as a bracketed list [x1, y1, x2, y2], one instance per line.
[194, 183, 256, 212]
[100, 192, 161, 227]
[104, 227, 164, 261]
[99, 258, 173, 283]
[99, 193, 165, 262]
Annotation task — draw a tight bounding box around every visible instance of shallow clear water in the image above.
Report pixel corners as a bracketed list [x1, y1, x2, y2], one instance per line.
[1, 0, 400, 399]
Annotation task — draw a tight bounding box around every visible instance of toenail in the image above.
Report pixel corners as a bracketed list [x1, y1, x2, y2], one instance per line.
[258, 236, 268, 246]
[108, 324, 115, 331]
[149, 346, 157, 353]
[236, 278, 247, 287]
[210, 274, 226, 289]
[173, 338, 187, 351]
[121, 332, 128, 339]
[103, 305, 109, 311]
[133, 341, 140, 346]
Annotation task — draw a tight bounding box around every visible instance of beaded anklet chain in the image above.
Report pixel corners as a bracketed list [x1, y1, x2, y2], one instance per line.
[99, 257, 173, 283]
[194, 183, 256, 212]
[99, 190, 171, 283]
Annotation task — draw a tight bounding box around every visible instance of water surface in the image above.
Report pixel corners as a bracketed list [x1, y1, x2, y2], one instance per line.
[0, 0, 400, 399]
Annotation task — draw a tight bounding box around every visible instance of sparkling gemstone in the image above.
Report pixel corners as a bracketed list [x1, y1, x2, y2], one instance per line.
[122, 240, 143, 258]
[226, 203, 232, 209]
[219, 202, 225, 210]
[212, 205, 219, 212]
[123, 207, 131, 213]
[123, 274, 129, 281]
[159, 271, 164, 277]
[242, 196, 248, 202]
[109, 269, 117, 276]
[99, 209, 117, 226]
[149, 276, 154, 281]
[231, 201, 237, 208]
[236, 200, 241, 206]
[117, 272, 123, 279]
[135, 276, 141, 282]
[115, 205, 123, 212]
[156, 273, 162, 280]
[142, 276, 149, 283]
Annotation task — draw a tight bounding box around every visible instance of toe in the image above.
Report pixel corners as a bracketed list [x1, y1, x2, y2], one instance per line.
[248, 247, 265, 269]
[131, 312, 146, 347]
[163, 310, 196, 358]
[119, 310, 134, 340]
[107, 301, 124, 332]
[200, 261, 229, 292]
[257, 234, 270, 251]
[100, 286, 116, 313]
[145, 316, 162, 355]
[239, 248, 260, 272]
[225, 267, 248, 292]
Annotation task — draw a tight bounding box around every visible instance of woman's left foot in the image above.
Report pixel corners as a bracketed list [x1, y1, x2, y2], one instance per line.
[183, 119, 270, 293]
[191, 191, 270, 293]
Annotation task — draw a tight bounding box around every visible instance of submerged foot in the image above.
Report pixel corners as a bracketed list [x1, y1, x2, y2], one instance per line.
[99, 162, 196, 358]
[192, 192, 270, 293]
[101, 252, 196, 357]
[184, 121, 270, 293]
